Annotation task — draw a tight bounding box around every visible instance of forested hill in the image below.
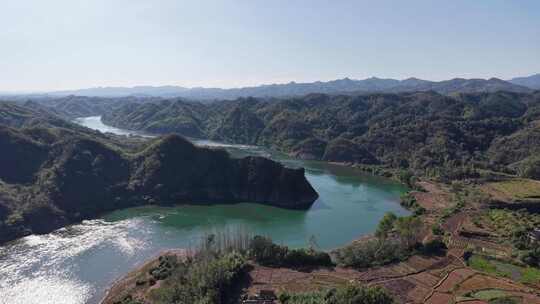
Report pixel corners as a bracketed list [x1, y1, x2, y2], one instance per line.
[0, 102, 318, 244]
[102, 91, 540, 179]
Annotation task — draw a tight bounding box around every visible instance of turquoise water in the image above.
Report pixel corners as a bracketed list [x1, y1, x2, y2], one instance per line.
[0, 116, 408, 304]
[104, 163, 408, 250]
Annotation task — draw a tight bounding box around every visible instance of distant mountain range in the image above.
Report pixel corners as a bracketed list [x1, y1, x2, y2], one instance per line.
[509, 73, 540, 90]
[4, 74, 539, 100]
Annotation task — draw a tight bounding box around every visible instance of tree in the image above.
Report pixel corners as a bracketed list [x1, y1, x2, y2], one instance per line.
[248, 235, 287, 266]
[520, 245, 540, 267]
[326, 284, 394, 304]
[394, 216, 422, 249]
[279, 284, 394, 304]
[375, 212, 397, 240]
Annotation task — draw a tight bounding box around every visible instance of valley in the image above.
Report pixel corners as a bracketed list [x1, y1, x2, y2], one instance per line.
[74, 106, 540, 303]
[0, 111, 408, 304]
[77, 96, 540, 304]
[3, 2, 540, 303]
[98, 91, 540, 180]
[1, 86, 540, 304]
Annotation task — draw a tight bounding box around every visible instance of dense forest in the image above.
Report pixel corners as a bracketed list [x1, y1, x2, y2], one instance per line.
[3, 89, 540, 303]
[0, 102, 317, 244]
[97, 91, 540, 180]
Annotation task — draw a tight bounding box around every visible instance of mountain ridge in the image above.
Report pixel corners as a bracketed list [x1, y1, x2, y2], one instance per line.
[100, 90, 540, 180]
[7, 75, 537, 100]
[509, 73, 540, 90]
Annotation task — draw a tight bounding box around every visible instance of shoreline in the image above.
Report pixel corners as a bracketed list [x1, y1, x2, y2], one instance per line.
[100, 249, 188, 304]
[101, 177, 540, 303]
[74, 118, 540, 301]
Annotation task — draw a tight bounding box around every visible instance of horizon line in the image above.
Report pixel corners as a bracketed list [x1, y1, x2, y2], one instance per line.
[1, 73, 538, 95]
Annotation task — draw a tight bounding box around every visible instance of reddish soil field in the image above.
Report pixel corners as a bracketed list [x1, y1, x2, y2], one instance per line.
[372, 279, 417, 303]
[413, 192, 450, 211]
[509, 291, 540, 303]
[435, 268, 475, 292]
[454, 274, 532, 296]
[356, 265, 405, 282]
[408, 272, 440, 287]
[425, 291, 453, 304]
[405, 284, 433, 302]
[406, 255, 444, 270]
[443, 212, 467, 235]
[413, 181, 453, 211]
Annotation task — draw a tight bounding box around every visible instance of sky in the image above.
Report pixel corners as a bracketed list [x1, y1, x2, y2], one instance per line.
[1, 0, 539, 92]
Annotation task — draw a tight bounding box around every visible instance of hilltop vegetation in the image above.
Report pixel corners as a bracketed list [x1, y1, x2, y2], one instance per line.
[100, 91, 540, 180]
[1, 95, 158, 120]
[0, 102, 318, 244]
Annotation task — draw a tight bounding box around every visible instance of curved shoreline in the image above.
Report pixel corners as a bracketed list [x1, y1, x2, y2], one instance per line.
[101, 179, 540, 304]
[100, 249, 189, 304]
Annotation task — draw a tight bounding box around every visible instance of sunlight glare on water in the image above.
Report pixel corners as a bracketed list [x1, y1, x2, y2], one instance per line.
[0, 116, 408, 304]
[0, 219, 150, 304]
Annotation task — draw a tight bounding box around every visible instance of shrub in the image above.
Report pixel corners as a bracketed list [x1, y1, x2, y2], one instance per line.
[375, 212, 397, 240]
[399, 193, 425, 215]
[148, 251, 248, 304]
[420, 239, 447, 256]
[335, 214, 422, 269]
[149, 255, 178, 281]
[489, 297, 520, 304]
[284, 248, 333, 268]
[113, 295, 144, 304]
[394, 216, 422, 249]
[511, 227, 530, 250]
[431, 224, 444, 236]
[334, 239, 408, 269]
[248, 235, 288, 266]
[397, 170, 415, 188]
[248, 236, 333, 268]
[520, 267, 540, 285]
[326, 285, 393, 304]
[279, 284, 394, 304]
[520, 245, 540, 267]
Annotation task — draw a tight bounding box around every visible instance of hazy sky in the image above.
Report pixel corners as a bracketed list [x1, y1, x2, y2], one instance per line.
[1, 0, 539, 92]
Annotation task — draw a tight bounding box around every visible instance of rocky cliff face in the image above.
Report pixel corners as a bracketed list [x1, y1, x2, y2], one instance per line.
[128, 135, 318, 208]
[0, 127, 318, 244]
[233, 156, 317, 209]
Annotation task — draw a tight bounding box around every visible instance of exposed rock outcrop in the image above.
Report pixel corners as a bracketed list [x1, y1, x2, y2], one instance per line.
[130, 135, 317, 208]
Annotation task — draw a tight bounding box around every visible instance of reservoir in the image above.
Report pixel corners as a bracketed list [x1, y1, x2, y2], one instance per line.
[0, 116, 408, 304]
